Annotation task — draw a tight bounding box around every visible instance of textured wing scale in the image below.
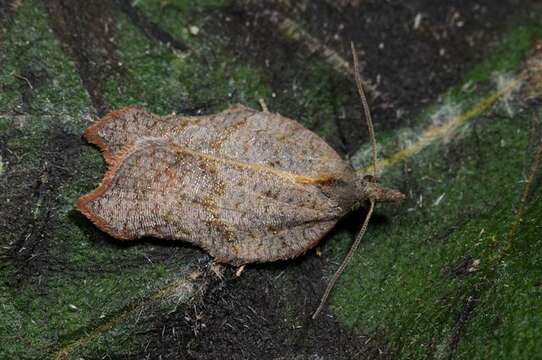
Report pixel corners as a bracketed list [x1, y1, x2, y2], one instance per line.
[77, 138, 341, 265]
[83, 104, 353, 181]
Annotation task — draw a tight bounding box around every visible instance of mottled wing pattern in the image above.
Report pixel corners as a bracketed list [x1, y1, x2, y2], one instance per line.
[76, 138, 342, 265]
[83, 106, 198, 165]
[84, 104, 353, 180]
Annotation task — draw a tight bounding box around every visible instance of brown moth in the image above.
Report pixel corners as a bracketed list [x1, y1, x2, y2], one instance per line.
[76, 43, 404, 318]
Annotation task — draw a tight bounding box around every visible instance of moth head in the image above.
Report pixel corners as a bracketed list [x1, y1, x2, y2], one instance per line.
[366, 175, 405, 202]
[355, 174, 406, 203]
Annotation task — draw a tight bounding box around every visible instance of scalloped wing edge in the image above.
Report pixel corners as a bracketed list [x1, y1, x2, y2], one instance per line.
[75, 140, 144, 240]
[83, 106, 146, 165]
[83, 104, 254, 165]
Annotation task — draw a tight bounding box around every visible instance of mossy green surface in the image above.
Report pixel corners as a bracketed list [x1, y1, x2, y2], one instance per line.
[134, 0, 229, 44]
[332, 20, 542, 360]
[353, 19, 542, 170]
[463, 24, 542, 85]
[0, 0, 91, 118]
[104, 12, 271, 114]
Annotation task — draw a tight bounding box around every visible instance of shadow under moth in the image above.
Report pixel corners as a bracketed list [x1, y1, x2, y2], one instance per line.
[76, 43, 405, 318]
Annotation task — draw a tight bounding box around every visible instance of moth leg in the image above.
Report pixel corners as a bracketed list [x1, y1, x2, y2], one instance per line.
[315, 246, 322, 257]
[258, 98, 269, 113]
[235, 265, 246, 277]
[209, 262, 226, 280]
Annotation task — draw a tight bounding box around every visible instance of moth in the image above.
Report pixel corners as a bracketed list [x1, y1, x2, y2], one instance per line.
[76, 43, 404, 318]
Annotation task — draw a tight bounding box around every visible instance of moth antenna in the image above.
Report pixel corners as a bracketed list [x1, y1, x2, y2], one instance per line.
[312, 43, 380, 319]
[350, 41, 378, 178]
[312, 199, 375, 319]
